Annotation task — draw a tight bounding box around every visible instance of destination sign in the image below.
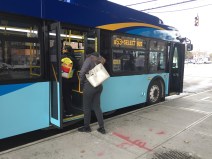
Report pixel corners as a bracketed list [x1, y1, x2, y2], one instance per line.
[112, 35, 146, 49]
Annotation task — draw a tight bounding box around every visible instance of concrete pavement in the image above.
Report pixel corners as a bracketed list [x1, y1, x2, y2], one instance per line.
[0, 90, 212, 159]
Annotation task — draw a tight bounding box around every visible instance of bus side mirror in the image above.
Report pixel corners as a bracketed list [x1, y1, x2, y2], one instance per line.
[187, 44, 193, 51]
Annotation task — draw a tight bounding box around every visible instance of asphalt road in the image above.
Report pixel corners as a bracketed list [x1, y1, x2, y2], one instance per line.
[183, 63, 212, 93]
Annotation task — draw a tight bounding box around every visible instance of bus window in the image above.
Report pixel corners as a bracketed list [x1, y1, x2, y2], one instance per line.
[123, 50, 135, 71]
[149, 40, 166, 73]
[159, 52, 165, 70]
[112, 49, 123, 72]
[134, 51, 146, 71]
[149, 51, 158, 72]
[111, 34, 147, 74]
[0, 18, 41, 82]
[112, 49, 146, 73]
[173, 48, 179, 68]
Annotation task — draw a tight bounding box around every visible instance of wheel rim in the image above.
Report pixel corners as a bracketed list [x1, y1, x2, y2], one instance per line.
[149, 84, 160, 103]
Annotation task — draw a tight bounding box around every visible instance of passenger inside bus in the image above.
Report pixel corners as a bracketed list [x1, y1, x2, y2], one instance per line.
[61, 45, 79, 118]
[123, 53, 135, 71]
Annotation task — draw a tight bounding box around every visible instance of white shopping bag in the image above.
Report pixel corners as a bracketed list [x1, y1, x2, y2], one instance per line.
[86, 63, 110, 87]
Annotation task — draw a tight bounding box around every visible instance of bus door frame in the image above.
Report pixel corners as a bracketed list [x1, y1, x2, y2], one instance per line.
[84, 29, 100, 53]
[169, 42, 185, 94]
[48, 22, 63, 128]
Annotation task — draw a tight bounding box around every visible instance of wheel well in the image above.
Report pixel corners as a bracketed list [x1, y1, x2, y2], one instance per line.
[158, 78, 165, 99]
[147, 76, 165, 102]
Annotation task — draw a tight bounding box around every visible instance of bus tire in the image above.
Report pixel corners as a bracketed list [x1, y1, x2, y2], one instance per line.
[147, 80, 162, 105]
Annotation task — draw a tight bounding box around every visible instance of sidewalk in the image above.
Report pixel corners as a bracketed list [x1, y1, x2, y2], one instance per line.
[1, 90, 212, 159]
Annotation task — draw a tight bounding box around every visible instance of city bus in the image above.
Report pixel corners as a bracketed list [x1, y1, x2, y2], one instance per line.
[0, 0, 192, 139]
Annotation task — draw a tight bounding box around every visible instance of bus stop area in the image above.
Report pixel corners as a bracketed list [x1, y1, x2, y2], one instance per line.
[1, 90, 212, 159]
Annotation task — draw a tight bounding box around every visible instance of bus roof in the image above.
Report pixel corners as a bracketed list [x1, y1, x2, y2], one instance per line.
[0, 0, 180, 41]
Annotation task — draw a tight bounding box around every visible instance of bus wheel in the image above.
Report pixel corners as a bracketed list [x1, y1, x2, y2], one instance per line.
[147, 80, 162, 105]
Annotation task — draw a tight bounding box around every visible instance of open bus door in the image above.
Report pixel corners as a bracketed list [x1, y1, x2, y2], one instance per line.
[169, 43, 185, 95]
[84, 29, 100, 53]
[48, 22, 62, 128]
[71, 28, 100, 103]
[72, 28, 100, 108]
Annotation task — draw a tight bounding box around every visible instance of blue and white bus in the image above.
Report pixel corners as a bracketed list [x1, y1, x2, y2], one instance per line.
[0, 0, 192, 139]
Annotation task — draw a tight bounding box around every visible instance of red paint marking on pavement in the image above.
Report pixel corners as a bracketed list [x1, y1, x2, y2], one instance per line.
[97, 151, 105, 157]
[116, 142, 133, 149]
[149, 128, 166, 135]
[156, 131, 165, 135]
[112, 132, 152, 151]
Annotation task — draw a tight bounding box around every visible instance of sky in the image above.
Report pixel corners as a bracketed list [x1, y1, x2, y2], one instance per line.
[107, 0, 212, 53]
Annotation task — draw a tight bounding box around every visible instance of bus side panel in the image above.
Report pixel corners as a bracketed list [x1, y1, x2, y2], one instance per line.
[0, 82, 50, 139]
[0, 0, 42, 18]
[101, 73, 169, 112]
[165, 73, 169, 95]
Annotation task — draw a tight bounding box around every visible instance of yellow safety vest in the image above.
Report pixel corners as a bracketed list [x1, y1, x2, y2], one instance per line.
[61, 57, 74, 79]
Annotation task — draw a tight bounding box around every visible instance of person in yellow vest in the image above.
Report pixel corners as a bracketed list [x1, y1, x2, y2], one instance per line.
[61, 45, 78, 117]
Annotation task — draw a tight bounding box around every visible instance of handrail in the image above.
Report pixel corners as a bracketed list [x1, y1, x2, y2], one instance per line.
[72, 71, 83, 93]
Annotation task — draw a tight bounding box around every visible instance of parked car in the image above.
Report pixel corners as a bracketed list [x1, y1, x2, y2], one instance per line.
[196, 59, 204, 64]
[184, 59, 189, 64]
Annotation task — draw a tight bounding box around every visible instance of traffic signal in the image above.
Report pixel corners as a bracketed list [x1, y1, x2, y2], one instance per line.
[195, 15, 199, 26]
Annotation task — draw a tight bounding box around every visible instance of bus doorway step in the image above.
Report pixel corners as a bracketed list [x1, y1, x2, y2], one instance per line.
[63, 113, 84, 123]
[63, 108, 84, 122]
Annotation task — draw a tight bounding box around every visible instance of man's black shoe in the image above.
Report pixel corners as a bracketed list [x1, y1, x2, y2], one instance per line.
[78, 126, 91, 132]
[97, 127, 106, 134]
